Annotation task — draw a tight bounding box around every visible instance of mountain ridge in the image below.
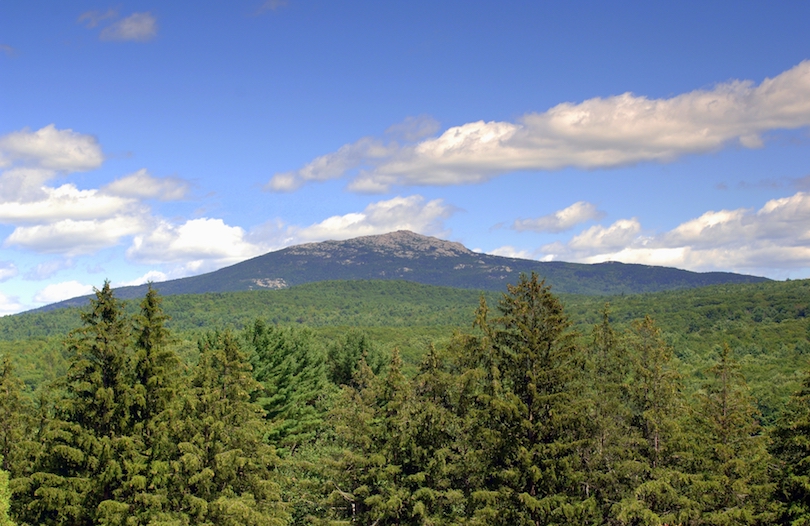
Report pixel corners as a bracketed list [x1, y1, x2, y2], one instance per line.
[33, 230, 769, 312]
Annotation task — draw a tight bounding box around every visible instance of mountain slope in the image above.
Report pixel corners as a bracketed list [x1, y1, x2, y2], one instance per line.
[39, 230, 768, 310]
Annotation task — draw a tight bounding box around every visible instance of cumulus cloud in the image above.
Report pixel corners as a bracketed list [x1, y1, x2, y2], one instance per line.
[512, 201, 605, 233]
[100, 12, 157, 42]
[0, 292, 23, 316]
[290, 195, 454, 242]
[0, 261, 17, 281]
[5, 216, 149, 256]
[272, 61, 810, 193]
[0, 184, 141, 224]
[127, 218, 266, 273]
[124, 195, 455, 277]
[541, 191, 810, 275]
[33, 280, 94, 305]
[102, 169, 190, 201]
[0, 124, 104, 173]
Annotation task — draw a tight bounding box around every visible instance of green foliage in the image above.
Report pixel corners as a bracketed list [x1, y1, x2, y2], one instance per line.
[0, 460, 13, 526]
[168, 329, 287, 525]
[691, 344, 778, 524]
[244, 320, 336, 453]
[457, 273, 598, 525]
[772, 363, 810, 525]
[3, 276, 810, 524]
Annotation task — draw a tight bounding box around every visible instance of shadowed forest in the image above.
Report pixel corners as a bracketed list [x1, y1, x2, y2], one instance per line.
[1, 274, 810, 525]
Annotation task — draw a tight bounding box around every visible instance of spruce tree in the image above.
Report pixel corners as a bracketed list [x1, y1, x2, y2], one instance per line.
[692, 344, 777, 524]
[321, 351, 412, 525]
[772, 362, 810, 525]
[460, 273, 598, 525]
[16, 281, 136, 526]
[126, 284, 182, 524]
[613, 316, 698, 526]
[168, 329, 287, 525]
[581, 306, 645, 522]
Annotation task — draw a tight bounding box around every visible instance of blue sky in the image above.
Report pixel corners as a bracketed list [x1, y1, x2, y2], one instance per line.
[1, 1, 810, 314]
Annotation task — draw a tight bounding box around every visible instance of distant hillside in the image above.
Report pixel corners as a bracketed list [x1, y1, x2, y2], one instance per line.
[36, 230, 768, 311]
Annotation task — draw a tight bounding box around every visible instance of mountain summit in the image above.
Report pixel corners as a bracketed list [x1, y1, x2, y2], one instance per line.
[39, 230, 768, 311]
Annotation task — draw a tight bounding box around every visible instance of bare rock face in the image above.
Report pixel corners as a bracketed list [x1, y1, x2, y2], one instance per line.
[286, 231, 472, 260]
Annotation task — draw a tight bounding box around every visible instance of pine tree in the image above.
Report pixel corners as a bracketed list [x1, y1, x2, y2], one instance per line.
[168, 329, 287, 526]
[772, 362, 810, 525]
[245, 320, 336, 454]
[692, 344, 777, 525]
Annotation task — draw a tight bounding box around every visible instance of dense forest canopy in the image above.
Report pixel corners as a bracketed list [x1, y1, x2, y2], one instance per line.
[0, 275, 809, 524]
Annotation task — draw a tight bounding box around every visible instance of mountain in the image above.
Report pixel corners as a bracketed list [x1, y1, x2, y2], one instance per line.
[37, 230, 769, 311]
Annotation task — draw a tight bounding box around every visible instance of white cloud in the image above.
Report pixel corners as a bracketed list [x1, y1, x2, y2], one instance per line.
[0, 184, 142, 224]
[267, 137, 396, 192]
[23, 258, 73, 280]
[0, 261, 17, 281]
[512, 201, 605, 233]
[541, 192, 810, 275]
[100, 12, 157, 42]
[127, 218, 266, 272]
[102, 169, 190, 201]
[5, 216, 148, 256]
[0, 292, 23, 316]
[385, 115, 441, 142]
[116, 270, 169, 287]
[0, 124, 104, 173]
[488, 246, 534, 259]
[33, 280, 94, 305]
[290, 195, 455, 242]
[273, 61, 810, 193]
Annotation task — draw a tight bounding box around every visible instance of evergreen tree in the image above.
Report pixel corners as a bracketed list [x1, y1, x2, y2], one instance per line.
[613, 316, 698, 526]
[326, 330, 386, 388]
[0, 355, 27, 476]
[581, 306, 645, 523]
[168, 329, 287, 525]
[460, 273, 598, 525]
[245, 320, 336, 454]
[0, 459, 14, 526]
[321, 351, 413, 525]
[16, 281, 137, 526]
[692, 344, 777, 525]
[126, 284, 182, 524]
[772, 362, 810, 525]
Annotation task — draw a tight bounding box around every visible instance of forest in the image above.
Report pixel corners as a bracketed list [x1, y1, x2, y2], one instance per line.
[1, 274, 810, 525]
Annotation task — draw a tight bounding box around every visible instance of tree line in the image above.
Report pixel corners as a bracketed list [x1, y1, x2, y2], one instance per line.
[1, 274, 810, 525]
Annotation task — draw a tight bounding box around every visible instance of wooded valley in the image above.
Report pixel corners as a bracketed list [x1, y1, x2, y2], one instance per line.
[1, 275, 809, 525]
